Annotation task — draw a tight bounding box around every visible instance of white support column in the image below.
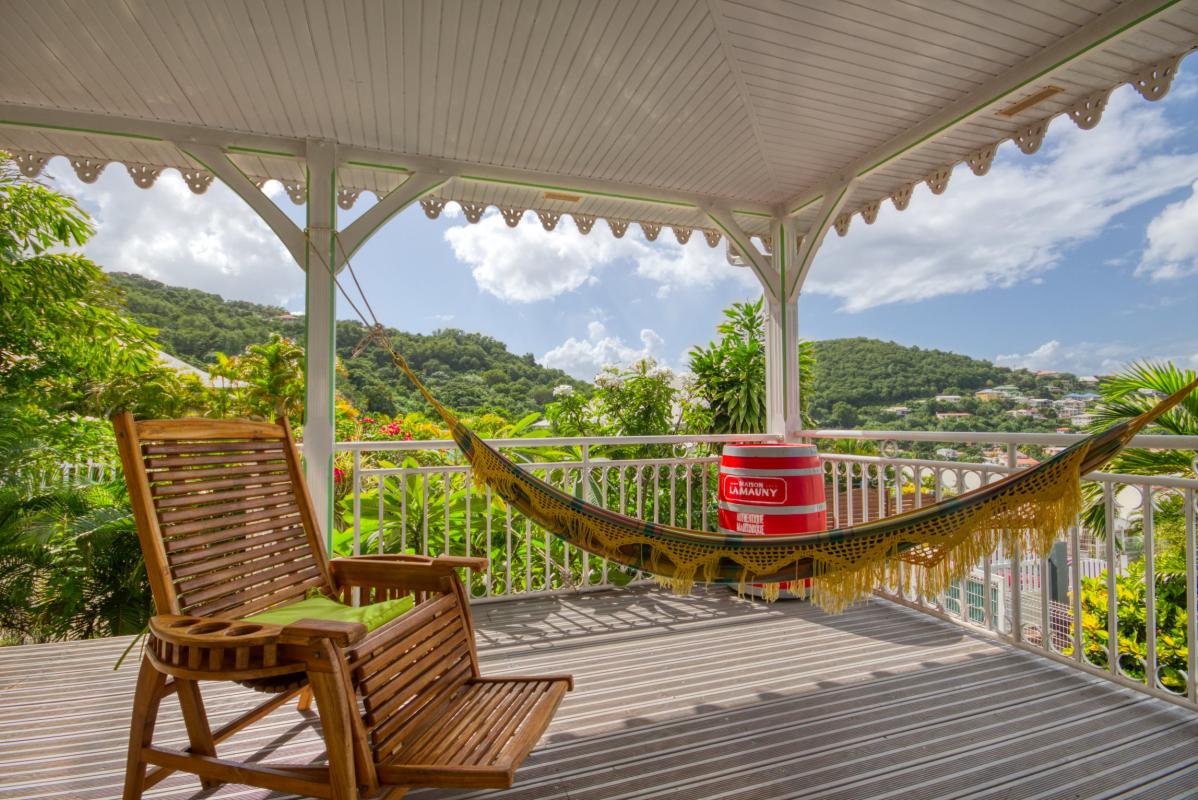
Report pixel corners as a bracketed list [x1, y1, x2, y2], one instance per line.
[304, 140, 338, 545]
[765, 218, 802, 440]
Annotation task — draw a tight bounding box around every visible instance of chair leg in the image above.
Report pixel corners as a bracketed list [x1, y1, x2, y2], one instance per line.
[309, 669, 359, 800]
[297, 685, 314, 712]
[123, 655, 167, 800]
[175, 678, 220, 789]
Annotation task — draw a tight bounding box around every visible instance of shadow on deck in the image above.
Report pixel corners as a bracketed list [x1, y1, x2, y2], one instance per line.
[2, 588, 1196, 800]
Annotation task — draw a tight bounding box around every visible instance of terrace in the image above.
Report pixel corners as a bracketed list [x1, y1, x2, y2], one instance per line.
[2, 1, 1198, 798]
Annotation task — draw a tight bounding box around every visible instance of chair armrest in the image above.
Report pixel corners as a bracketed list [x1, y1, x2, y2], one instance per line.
[330, 554, 488, 595]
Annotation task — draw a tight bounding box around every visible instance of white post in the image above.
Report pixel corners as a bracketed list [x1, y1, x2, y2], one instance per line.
[765, 218, 801, 440]
[304, 140, 338, 546]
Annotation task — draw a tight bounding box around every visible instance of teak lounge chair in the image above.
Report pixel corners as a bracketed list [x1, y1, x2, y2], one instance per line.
[112, 413, 572, 799]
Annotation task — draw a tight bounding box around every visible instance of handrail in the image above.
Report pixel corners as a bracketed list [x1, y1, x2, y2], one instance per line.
[797, 428, 1198, 449]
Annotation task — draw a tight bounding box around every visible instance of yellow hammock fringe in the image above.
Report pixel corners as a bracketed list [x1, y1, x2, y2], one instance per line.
[370, 324, 1194, 614]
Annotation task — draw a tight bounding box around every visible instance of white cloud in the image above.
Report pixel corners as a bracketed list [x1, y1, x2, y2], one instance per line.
[541, 320, 665, 379]
[995, 338, 1197, 376]
[1136, 181, 1198, 281]
[808, 84, 1198, 312]
[443, 211, 755, 303]
[48, 158, 302, 307]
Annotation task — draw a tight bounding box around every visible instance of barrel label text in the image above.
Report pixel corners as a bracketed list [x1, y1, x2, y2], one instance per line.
[721, 475, 787, 505]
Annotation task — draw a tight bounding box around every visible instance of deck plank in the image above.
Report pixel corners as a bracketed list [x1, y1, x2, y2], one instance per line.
[1, 588, 1196, 800]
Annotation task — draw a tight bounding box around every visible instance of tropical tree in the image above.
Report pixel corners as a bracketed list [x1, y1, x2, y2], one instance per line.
[1081, 361, 1197, 543]
[0, 479, 150, 643]
[688, 297, 816, 433]
[0, 154, 158, 412]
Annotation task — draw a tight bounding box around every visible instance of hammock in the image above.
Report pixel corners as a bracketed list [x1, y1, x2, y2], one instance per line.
[375, 334, 1196, 611]
[321, 239, 1196, 611]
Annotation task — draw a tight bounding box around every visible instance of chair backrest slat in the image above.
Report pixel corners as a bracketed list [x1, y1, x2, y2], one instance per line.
[113, 413, 334, 618]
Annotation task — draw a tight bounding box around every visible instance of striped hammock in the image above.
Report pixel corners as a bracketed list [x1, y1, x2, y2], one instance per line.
[384, 341, 1195, 611]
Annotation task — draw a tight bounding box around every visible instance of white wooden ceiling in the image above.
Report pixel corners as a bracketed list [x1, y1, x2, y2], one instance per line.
[0, 0, 1195, 243]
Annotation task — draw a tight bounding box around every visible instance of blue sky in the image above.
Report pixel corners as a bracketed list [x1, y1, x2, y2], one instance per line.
[55, 62, 1198, 380]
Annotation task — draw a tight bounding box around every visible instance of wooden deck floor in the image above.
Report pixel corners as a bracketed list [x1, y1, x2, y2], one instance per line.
[3, 588, 1198, 800]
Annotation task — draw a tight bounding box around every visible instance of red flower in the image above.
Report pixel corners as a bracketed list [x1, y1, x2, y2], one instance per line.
[334, 467, 346, 484]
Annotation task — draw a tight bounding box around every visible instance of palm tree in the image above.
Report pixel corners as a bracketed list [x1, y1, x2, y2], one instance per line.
[1081, 361, 1197, 545]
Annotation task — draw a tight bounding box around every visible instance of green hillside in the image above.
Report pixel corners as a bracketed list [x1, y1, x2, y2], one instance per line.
[811, 338, 1016, 417]
[107, 272, 587, 418]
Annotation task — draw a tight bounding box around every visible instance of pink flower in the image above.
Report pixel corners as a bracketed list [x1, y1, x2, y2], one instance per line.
[363, 416, 374, 424]
[334, 467, 346, 484]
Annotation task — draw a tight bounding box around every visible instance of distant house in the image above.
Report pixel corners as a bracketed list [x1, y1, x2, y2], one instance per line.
[1006, 408, 1035, 418]
[935, 411, 972, 420]
[1016, 456, 1041, 468]
[1053, 398, 1087, 417]
[884, 405, 910, 417]
[1026, 398, 1051, 408]
[1065, 392, 1100, 401]
[934, 447, 959, 460]
[934, 394, 963, 403]
[1035, 370, 1058, 377]
[992, 384, 1020, 395]
[974, 389, 1002, 402]
[1071, 413, 1098, 428]
[1079, 376, 1100, 384]
[275, 312, 303, 321]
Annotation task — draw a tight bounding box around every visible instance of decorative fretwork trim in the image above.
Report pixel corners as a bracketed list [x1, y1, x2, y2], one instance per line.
[965, 144, 997, 177]
[419, 198, 445, 219]
[890, 182, 914, 211]
[571, 213, 596, 234]
[1132, 55, 1181, 102]
[1012, 120, 1048, 155]
[1067, 88, 1112, 130]
[833, 212, 851, 237]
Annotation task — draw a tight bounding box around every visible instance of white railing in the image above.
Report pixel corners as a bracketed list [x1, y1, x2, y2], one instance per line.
[336, 433, 780, 602]
[800, 428, 1198, 712]
[338, 427, 1198, 709]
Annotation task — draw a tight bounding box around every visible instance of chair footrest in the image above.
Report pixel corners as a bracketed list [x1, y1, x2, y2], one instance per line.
[375, 677, 570, 788]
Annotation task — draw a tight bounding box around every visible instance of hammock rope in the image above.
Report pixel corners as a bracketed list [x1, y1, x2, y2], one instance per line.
[308, 227, 1196, 611]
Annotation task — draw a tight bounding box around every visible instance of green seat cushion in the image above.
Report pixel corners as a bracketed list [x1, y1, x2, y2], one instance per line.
[245, 593, 414, 632]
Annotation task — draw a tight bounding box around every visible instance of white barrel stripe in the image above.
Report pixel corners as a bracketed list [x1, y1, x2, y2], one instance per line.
[718, 500, 826, 515]
[722, 444, 817, 458]
[718, 526, 822, 538]
[720, 465, 824, 477]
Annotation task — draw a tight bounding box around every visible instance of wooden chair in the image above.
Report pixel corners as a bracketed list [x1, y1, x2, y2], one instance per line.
[112, 413, 572, 799]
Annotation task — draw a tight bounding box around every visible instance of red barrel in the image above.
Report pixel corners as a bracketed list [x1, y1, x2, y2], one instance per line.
[719, 443, 826, 595]
[718, 443, 826, 535]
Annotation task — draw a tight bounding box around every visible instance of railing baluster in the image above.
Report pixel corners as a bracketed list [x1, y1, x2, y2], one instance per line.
[442, 471, 450, 559]
[1070, 522, 1082, 662]
[1143, 486, 1156, 688]
[1011, 535, 1022, 642]
[352, 450, 361, 556]
[1186, 487, 1196, 705]
[377, 476, 385, 555]
[485, 486, 494, 597]
[1104, 481, 1118, 676]
[505, 505, 514, 596]
[465, 471, 473, 595]
[1040, 543, 1050, 652]
[400, 470, 408, 554]
[422, 477, 430, 557]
